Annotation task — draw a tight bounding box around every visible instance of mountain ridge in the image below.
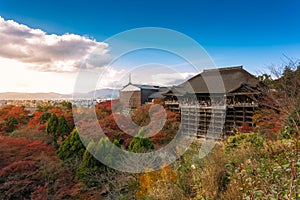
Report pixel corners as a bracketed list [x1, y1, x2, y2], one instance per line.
[0, 89, 119, 100]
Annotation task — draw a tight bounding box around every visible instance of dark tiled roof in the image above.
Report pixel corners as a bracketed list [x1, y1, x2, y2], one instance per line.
[176, 66, 262, 94]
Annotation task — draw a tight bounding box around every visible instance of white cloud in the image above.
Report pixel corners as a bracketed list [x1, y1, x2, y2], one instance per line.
[96, 67, 126, 89]
[0, 58, 76, 93]
[0, 16, 112, 72]
[0, 16, 120, 93]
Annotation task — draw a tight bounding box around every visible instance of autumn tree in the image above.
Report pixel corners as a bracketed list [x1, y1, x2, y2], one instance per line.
[7, 106, 29, 123]
[63, 112, 75, 130]
[131, 105, 151, 126]
[268, 58, 300, 134]
[60, 101, 72, 111]
[0, 106, 29, 133]
[37, 102, 54, 112]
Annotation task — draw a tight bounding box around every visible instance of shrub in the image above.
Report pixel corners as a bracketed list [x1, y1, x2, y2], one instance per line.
[128, 129, 154, 153]
[37, 124, 46, 131]
[136, 165, 178, 198]
[9, 129, 52, 144]
[0, 161, 36, 176]
[225, 132, 265, 150]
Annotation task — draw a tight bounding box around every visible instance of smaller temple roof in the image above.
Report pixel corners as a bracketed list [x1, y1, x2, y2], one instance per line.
[120, 83, 159, 92]
[148, 87, 170, 99]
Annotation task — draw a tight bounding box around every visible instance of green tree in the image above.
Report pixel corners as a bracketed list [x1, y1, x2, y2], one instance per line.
[128, 129, 154, 153]
[60, 101, 72, 111]
[94, 138, 121, 168]
[6, 116, 18, 133]
[56, 116, 71, 140]
[257, 73, 275, 89]
[39, 112, 51, 124]
[57, 129, 85, 161]
[46, 114, 58, 135]
[76, 141, 100, 187]
[81, 141, 98, 168]
[46, 114, 59, 147]
[76, 138, 121, 187]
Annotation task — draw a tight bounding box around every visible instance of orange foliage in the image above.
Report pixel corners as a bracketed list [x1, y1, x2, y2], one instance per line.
[131, 105, 151, 126]
[0, 105, 30, 133]
[0, 137, 55, 168]
[27, 111, 44, 129]
[237, 122, 253, 133]
[37, 124, 46, 131]
[0, 105, 29, 122]
[152, 98, 164, 104]
[150, 110, 180, 146]
[136, 165, 177, 197]
[95, 99, 120, 120]
[0, 105, 15, 117]
[48, 106, 63, 116]
[253, 109, 283, 139]
[27, 108, 74, 131]
[0, 160, 36, 176]
[0, 136, 90, 199]
[64, 112, 74, 129]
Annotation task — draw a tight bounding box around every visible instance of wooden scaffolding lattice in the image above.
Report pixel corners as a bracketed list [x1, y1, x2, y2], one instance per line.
[180, 105, 226, 138]
[172, 103, 258, 138]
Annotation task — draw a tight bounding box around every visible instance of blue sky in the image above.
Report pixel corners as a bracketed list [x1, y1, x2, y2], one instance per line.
[0, 0, 299, 93]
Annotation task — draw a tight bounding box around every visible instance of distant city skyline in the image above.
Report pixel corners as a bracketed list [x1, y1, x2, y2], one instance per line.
[0, 0, 299, 94]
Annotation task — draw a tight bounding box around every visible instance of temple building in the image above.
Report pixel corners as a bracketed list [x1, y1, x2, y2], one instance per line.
[119, 82, 160, 109]
[164, 66, 264, 137]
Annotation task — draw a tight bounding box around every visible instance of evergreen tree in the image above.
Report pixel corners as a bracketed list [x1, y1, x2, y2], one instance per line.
[39, 112, 51, 124]
[57, 129, 85, 161]
[76, 140, 100, 187]
[96, 137, 113, 164]
[6, 116, 18, 133]
[46, 114, 58, 135]
[113, 139, 121, 148]
[128, 129, 154, 153]
[56, 115, 71, 140]
[76, 138, 121, 187]
[46, 114, 59, 147]
[81, 141, 98, 168]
